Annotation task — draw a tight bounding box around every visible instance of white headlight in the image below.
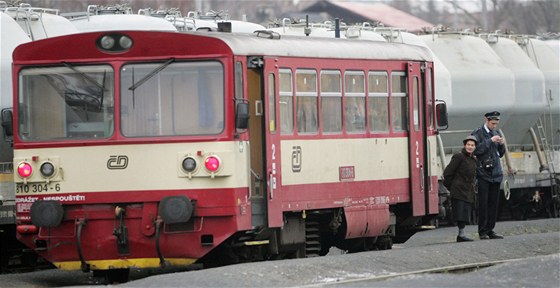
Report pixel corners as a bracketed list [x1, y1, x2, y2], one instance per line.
[119, 36, 133, 49]
[100, 35, 115, 50]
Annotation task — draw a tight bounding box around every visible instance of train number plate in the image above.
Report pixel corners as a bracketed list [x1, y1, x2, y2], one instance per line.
[16, 183, 61, 194]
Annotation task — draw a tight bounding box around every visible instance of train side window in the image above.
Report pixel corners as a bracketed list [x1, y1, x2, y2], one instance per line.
[320, 70, 342, 133]
[344, 71, 365, 133]
[296, 69, 318, 134]
[268, 73, 276, 132]
[391, 72, 408, 132]
[235, 62, 243, 101]
[427, 67, 434, 128]
[279, 69, 293, 134]
[368, 72, 389, 133]
[413, 76, 420, 131]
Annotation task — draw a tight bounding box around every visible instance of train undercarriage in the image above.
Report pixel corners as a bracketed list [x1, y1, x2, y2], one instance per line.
[200, 205, 433, 270]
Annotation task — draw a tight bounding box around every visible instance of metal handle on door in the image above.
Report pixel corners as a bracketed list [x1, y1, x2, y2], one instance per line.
[420, 166, 424, 190]
[269, 172, 275, 199]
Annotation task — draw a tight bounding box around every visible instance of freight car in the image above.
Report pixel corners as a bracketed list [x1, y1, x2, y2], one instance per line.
[419, 30, 559, 221]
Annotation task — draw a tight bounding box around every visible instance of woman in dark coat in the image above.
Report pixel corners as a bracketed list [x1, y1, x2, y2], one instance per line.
[443, 135, 478, 242]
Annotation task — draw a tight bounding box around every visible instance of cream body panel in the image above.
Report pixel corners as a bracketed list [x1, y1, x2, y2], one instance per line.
[14, 141, 249, 194]
[280, 137, 409, 185]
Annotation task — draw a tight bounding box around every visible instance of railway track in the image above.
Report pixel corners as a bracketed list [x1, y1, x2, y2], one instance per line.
[301, 258, 523, 287]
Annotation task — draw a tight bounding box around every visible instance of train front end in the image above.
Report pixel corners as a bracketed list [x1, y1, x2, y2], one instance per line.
[12, 31, 251, 279]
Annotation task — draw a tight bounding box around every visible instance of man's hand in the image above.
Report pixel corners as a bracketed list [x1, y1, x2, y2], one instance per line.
[491, 135, 504, 144]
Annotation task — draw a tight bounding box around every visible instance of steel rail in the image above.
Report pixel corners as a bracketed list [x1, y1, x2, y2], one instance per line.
[301, 257, 524, 287]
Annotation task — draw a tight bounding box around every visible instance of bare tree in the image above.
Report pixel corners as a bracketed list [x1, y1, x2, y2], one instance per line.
[419, 0, 559, 34]
[5, 0, 559, 34]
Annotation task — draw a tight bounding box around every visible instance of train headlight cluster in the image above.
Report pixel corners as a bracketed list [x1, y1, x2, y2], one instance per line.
[99, 35, 115, 50]
[119, 36, 133, 49]
[17, 162, 33, 178]
[182, 157, 197, 172]
[40, 162, 55, 178]
[17, 161, 57, 179]
[204, 156, 221, 173]
[14, 157, 61, 183]
[178, 152, 230, 178]
[97, 33, 133, 52]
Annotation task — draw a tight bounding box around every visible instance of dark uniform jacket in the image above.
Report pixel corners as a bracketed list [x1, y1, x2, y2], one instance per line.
[443, 148, 477, 203]
[472, 126, 506, 183]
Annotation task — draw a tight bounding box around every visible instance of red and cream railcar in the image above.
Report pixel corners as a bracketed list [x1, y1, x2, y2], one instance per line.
[11, 30, 444, 281]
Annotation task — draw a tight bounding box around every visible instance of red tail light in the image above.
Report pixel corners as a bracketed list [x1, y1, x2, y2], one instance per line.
[17, 162, 33, 178]
[204, 156, 220, 172]
[17, 225, 38, 234]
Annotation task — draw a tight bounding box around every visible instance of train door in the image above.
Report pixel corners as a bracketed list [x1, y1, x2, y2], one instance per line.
[247, 63, 267, 228]
[424, 63, 439, 215]
[407, 62, 427, 216]
[246, 57, 283, 229]
[263, 58, 283, 228]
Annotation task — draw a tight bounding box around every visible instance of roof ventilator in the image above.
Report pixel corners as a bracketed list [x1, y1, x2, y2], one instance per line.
[254, 30, 281, 39]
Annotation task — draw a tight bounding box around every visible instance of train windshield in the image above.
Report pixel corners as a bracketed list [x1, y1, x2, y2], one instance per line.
[18, 65, 115, 141]
[120, 61, 224, 137]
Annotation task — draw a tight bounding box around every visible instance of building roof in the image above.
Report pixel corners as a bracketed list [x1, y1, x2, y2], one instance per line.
[304, 1, 433, 32]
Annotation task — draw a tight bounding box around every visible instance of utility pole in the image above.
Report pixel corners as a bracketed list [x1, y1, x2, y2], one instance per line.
[481, 0, 488, 31]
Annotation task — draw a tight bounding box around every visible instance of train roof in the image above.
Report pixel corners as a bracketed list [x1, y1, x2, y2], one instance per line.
[12, 30, 433, 63]
[191, 31, 433, 61]
[70, 14, 177, 32]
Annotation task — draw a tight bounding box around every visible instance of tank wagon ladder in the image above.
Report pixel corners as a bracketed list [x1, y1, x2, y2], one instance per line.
[2, 3, 59, 40]
[536, 116, 559, 217]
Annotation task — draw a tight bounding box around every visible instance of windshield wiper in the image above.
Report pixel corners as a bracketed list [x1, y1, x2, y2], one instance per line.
[128, 58, 175, 91]
[62, 62, 106, 91]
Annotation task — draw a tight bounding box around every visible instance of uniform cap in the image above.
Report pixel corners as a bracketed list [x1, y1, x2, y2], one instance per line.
[463, 135, 478, 145]
[484, 111, 500, 120]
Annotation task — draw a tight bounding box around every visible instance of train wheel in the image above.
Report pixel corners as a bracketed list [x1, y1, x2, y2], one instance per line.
[375, 236, 392, 250]
[96, 268, 130, 284]
[552, 181, 560, 218]
[0, 240, 8, 273]
[21, 251, 38, 269]
[551, 198, 560, 218]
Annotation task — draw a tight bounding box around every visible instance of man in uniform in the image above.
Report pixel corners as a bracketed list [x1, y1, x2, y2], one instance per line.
[471, 111, 506, 240]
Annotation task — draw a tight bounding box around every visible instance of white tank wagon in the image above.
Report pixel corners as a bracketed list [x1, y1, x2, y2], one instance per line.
[138, 9, 266, 33]
[0, 1, 78, 203]
[0, 9, 30, 272]
[0, 10, 29, 191]
[420, 31, 559, 220]
[514, 35, 560, 218]
[419, 33, 516, 151]
[372, 28, 452, 129]
[479, 34, 547, 148]
[1, 3, 78, 40]
[67, 4, 177, 32]
[267, 19, 387, 41]
[516, 36, 560, 150]
[0, 2, 79, 271]
[543, 39, 559, 56]
[479, 34, 559, 219]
